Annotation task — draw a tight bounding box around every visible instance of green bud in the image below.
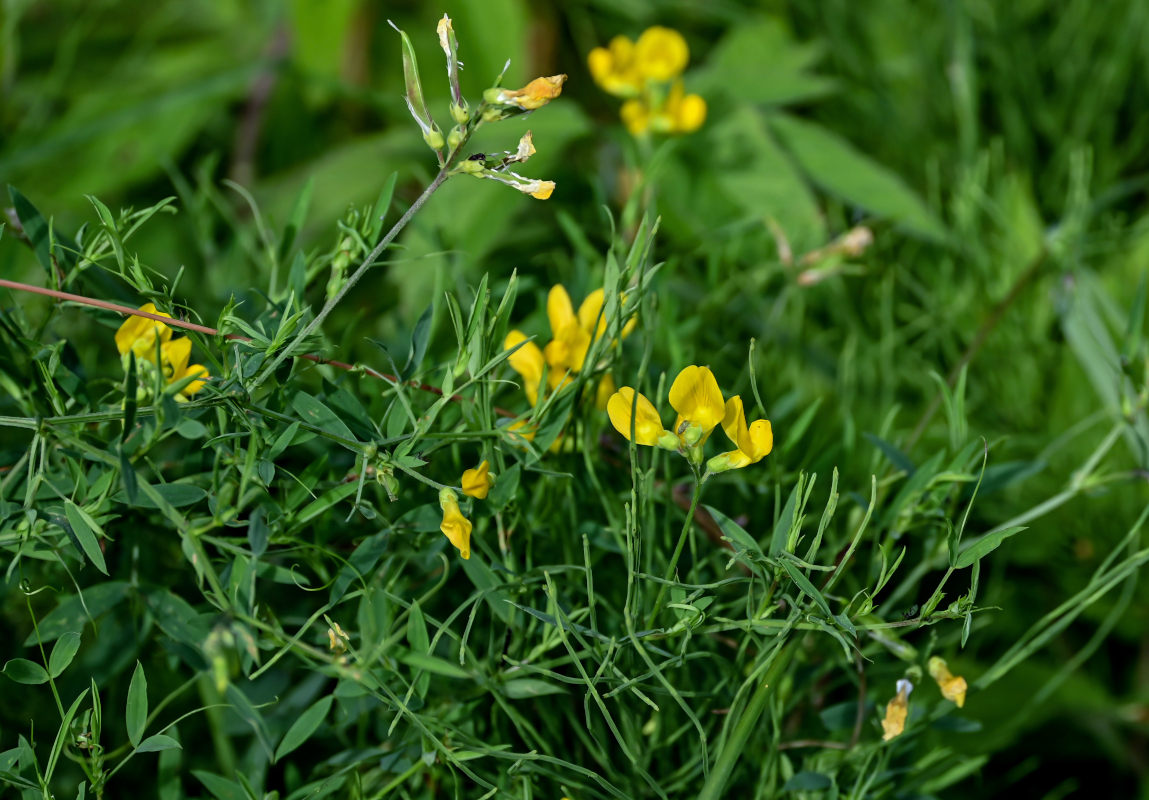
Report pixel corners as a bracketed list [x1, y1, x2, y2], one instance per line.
[680, 422, 703, 446]
[423, 127, 446, 150]
[447, 126, 465, 152]
[459, 159, 484, 175]
[439, 487, 458, 508]
[706, 454, 733, 474]
[656, 431, 680, 451]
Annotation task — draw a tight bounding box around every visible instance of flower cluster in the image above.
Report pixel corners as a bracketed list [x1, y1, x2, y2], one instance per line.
[588, 26, 706, 137]
[115, 303, 209, 401]
[504, 284, 635, 408]
[880, 658, 969, 741]
[439, 460, 494, 559]
[606, 365, 772, 475]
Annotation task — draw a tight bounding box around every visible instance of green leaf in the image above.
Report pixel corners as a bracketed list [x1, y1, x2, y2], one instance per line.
[27, 582, 130, 645]
[126, 661, 148, 747]
[193, 770, 247, 800]
[123, 483, 207, 508]
[770, 112, 948, 243]
[402, 303, 434, 380]
[48, 632, 81, 678]
[779, 558, 832, 618]
[954, 526, 1028, 569]
[407, 600, 431, 699]
[136, 734, 182, 754]
[704, 504, 763, 559]
[8, 186, 55, 275]
[393, 648, 471, 680]
[274, 695, 333, 761]
[501, 678, 569, 699]
[2, 659, 49, 685]
[291, 392, 356, 443]
[783, 771, 833, 791]
[64, 500, 109, 576]
[770, 482, 800, 556]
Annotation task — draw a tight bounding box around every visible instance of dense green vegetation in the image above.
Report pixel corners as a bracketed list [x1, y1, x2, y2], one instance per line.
[2, 1, 1148, 798]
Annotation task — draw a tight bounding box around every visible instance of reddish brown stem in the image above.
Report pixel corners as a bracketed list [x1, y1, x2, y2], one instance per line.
[0, 278, 513, 417]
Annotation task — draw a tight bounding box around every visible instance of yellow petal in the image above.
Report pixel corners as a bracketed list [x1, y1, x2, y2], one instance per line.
[546, 285, 578, 339]
[115, 303, 172, 357]
[182, 364, 210, 396]
[721, 395, 749, 448]
[160, 338, 191, 383]
[881, 680, 913, 741]
[634, 26, 689, 81]
[928, 657, 967, 707]
[461, 460, 493, 500]
[497, 74, 566, 110]
[440, 503, 473, 559]
[577, 288, 605, 337]
[505, 330, 545, 405]
[595, 373, 616, 411]
[607, 387, 665, 446]
[673, 92, 706, 133]
[620, 99, 650, 135]
[744, 419, 774, 461]
[668, 365, 725, 434]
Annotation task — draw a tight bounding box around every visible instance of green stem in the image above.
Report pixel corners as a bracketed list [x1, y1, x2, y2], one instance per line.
[696, 639, 797, 800]
[647, 476, 703, 627]
[250, 121, 480, 393]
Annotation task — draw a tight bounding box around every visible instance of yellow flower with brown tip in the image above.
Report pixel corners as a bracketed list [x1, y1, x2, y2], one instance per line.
[707, 396, 773, 473]
[881, 679, 913, 741]
[438, 488, 472, 559]
[461, 460, 494, 500]
[488, 74, 567, 110]
[928, 657, 968, 708]
[668, 365, 725, 446]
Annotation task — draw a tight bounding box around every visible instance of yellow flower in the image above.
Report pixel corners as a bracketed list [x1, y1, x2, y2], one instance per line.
[881, 679, 913, 741]
[115, 303, 172, 359]
[159, 338, 210, 399]
[708, 396, 773, 472]
[489, 74, 567, 110]
[668, 365, 725, 445]
[504, 330, 546, 405]
[607, 387, 671, 447]
[506, 285, 636, 406]
[439, 488, 472, 559]
[588, 35, 643, 97]
[461, 460, 494, 500]
[633, 26, 689, 81]
[621, 81, 706, 136]
[928, 657, 968, 708]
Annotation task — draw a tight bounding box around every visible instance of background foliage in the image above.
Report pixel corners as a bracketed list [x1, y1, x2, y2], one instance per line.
[2, 1, 1149, 798]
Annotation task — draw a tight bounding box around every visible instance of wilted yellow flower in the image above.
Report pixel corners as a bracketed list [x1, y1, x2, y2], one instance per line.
[668, 365, 725, 445]
[708, 396, 773, 472]
[881, 679, 913, 741]
[461, 460, 494, 500]
[928, 657, 968, 708]
[439, 488, 472, 559]
[115, 303, 172, 359]
[488, 74, 567, 110]
[633, 26, 689, 81]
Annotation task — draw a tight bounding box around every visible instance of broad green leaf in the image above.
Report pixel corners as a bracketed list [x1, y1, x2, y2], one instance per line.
[136, 734, 182, 754]
[126, 661, 148, 747]
[26, 582, 130, 644]
[393, 647, 470, 680]
[704, 504, 763, 559]
[291, 392, 356, 443]
[407, 601, 431, 699]
[193, 770, 247, 800]
[770, 482, 800, 556]
[783, 771, 833, 791]
[64, 500, 109, 576]
[274, 695, 333, 761]
[2, 659, 49, 685]
[48, 632, 81, 678]
[954, 526, 1028, 569]
[770, 112, 948, 243]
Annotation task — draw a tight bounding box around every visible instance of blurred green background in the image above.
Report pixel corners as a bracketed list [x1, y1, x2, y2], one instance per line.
[3, 0, 1149, 796]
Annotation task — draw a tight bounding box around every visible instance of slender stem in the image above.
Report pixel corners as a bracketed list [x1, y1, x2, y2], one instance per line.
[249, 166, 453, 392]
[0, 277, 512, 416]
[648, 477, 703, 627]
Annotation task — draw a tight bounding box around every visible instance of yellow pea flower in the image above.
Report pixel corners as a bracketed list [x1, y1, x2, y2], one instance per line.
[607, 387, 674, 447]
[544, 284, 594, 380]
[621, 81, 706, 136]
[668, 365, 725, 445]
[504, 330, 546, 405]
[461, 460, 494, 500]
[438, 488, 472, 559]
[159, 338, 210, 400]
[928, 657, 968, 708]
[115, 303, 172, 359]
[881, 679, 913, 741]
[588, 35, 643, 98]
[634, 26, 689, 81]
[708, 396, 773, 472]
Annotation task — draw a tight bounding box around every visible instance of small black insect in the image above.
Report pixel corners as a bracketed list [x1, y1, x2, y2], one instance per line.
[468, 152, 487, 161]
